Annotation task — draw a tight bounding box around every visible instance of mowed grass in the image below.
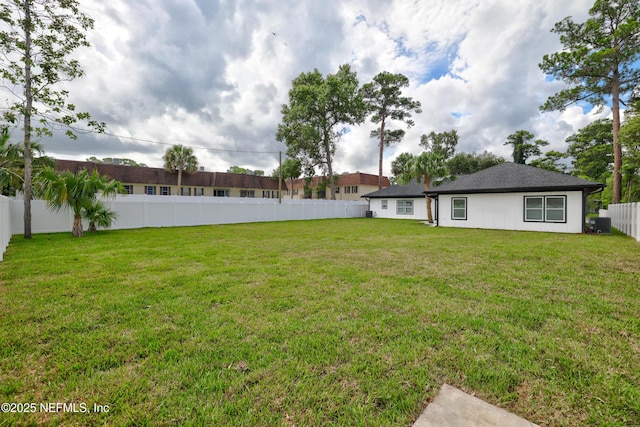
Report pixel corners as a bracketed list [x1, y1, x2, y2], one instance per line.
[0, 219, 639, 426]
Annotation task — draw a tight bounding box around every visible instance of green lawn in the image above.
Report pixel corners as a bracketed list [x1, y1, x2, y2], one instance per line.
[0, 219, 639, 426]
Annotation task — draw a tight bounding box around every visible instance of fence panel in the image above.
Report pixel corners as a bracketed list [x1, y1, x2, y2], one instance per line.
[605, 203, 640, 242]
[0, 196, 11, 261]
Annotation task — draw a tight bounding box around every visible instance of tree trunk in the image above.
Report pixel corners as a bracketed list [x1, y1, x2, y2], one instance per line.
[177, 169, 183, 196]
[424, 176, 433, 223]
[88, 221, 97, 232]
[23, 0, 33, 239]
[289, 178, 294, 199]
[611, 70, 622, 204]
[325, 137, 335, 200]
[72, 215, 83, 237]
[378, 115, 386, 190]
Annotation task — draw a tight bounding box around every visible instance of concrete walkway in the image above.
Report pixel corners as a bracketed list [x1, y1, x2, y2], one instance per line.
[413, 384, 540, 427]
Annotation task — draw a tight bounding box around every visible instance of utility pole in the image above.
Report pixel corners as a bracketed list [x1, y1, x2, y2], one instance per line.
[278, 151, 282, 204]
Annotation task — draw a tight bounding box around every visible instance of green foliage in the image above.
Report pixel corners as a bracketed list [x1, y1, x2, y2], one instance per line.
[83, 200, 118, 232]
[277, 64, 366, 199]
[163, 144, 198, 193]
[539, 0, 640, 203]
[272, 158, 302, 198]
[419, 130, 459, 160]
[35, 167, 124, 237]
[0, 127, 54, 196]
[87, 157, 148, 167]
[446, 151, 505, 175]
[619, 114, 640, 201]
[504, 130, 549, 164]
[362, 72, 421, 188]
[566, 118, 613, 182]
[529, 151, 568, 173]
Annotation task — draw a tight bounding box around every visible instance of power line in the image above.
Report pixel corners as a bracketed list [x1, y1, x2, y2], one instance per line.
[98, 131, 282, 155]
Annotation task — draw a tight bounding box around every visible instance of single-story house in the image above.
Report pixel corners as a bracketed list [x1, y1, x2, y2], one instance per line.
[423, 162, 604, 233]
[362, 181, 431, 220]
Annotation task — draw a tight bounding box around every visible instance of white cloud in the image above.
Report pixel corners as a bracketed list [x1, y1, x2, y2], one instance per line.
[3, 0, 612, 177]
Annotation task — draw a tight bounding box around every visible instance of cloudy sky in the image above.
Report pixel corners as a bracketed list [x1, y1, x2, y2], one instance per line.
[11, 0, 613, 176]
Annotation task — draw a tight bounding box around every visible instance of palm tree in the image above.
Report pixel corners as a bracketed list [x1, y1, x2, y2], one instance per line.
[36, 167, 123, 237]
[163, 145, 198, 195]
[0, 129, 54, 196]
[83, 200, 118, 232]
[398, 152, 447, 223]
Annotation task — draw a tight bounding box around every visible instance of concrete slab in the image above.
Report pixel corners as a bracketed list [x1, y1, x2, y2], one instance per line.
[413, 384, 540, 427]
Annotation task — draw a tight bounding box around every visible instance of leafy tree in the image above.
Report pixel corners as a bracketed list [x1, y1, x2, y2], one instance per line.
[271, 158, 302, 198]
[35, 167, 123, 237]
[87, 157, 148, 167]
[446, 151, 505, 175]
[0, 0, 105, 238]
[0, 128, 53, 196]
[503, 130, 549, 164]
[419, 130, 459, 160]
[619, 114, 640, 201]
[529, 151, 568, 173]
[390, 152, 415, 184]
[84, 200, 118, 232]
[228, 165, 264, 176]
[565, 118, 613, 182]
[277, 64, 366, 199]
[395, 151, 447, 223]
[163, 144, 198, 195]
[539, 0, 640, 203]
[362, 72, 422, 190]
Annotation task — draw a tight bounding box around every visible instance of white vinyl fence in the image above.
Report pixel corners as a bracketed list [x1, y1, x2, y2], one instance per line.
[1, 195, 369, 261]
[0, 196, 10, 261]
[602, 203, 640, 241]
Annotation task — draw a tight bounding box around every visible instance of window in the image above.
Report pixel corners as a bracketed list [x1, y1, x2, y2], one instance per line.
[345, 186, 351, 194]
[272, 191, 279, 198]
[316, 190, 326, 199]
[123, 185, 133, 194]
[452, 197, 467, 220]
[545, 196, 566, 222]
[381, 200, 388, 209]
[524, 196, 566, 223]
[160, 186, 170, 196]
[335, 187, 340, 193]
[351, 185, 358, 194]
[194, 188, 204, 196]
[214, 189, 229, 197]
[263, 190, 271, 198]
[397, 200, 414, 215]
[240, 190, 255, 198]
[145, 186, 156, 195]
[181, 187, 191, 196]
[293, 189, 299, 196]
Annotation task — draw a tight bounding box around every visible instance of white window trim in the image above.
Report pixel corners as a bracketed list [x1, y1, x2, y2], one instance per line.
[396, 200, 414, 215]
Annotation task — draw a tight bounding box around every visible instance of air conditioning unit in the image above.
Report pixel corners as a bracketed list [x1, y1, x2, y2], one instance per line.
[589, 217, 611, 234]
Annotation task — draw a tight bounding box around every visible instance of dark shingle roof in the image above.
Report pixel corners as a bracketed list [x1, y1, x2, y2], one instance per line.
[362, 180, 426, 198]
[424, 162, 604, 195]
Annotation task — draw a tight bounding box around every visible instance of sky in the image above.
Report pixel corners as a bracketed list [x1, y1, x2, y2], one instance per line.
[6, 0, 614, 176]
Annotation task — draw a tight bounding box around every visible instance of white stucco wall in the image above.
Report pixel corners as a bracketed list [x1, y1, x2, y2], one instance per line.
[436, 191, 585, 233]
[368, 197, 431, 220]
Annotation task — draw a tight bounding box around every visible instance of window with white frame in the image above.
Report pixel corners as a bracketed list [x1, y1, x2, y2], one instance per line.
[381, 200, 388, 209]
[123, 185, 133, 194]
[160, 186, 170, 196]
[452, 197, 467, 220]
[145, 185, 156, 195]
[524, 196, 566, 223]
[194, 188, 204, 196]
[181, 187, 191, 196]
[351, 185, 358, 194]
[396, 200, 414, 215]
